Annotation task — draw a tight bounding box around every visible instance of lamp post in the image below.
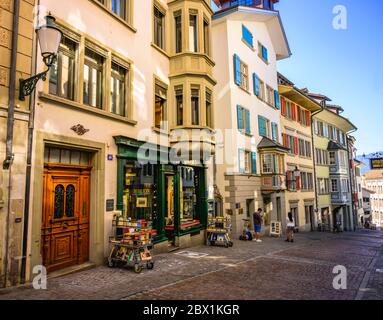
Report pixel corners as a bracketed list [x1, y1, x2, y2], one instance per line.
[19, 14, 62, 101]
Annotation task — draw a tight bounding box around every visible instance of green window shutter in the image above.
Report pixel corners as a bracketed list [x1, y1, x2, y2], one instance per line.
[237, 105, 243, 130]
[251, 152, 257, 174]
[271, 122, 277, 141]
[245, 109, 251, 135]
[253, 73, 260, 97]
[238, 149, 245, 173]
[258, 116, 267, 137]
[234, 54, 242, 86]
[274, 90, 280, 109]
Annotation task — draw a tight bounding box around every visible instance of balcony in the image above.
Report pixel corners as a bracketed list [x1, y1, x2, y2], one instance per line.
[214, 0, 278, 11]
[261, 174, 286, 192]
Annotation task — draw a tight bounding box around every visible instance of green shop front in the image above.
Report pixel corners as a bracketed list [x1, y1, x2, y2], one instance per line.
[114, 136, 208, 251]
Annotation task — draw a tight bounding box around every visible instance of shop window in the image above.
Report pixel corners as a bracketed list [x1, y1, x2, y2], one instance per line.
[49, 35, 76, 100]
[123, 162, 157, 228]
[180, 166, 198, 223]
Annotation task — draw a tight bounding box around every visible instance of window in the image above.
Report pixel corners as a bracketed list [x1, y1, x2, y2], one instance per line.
[49, 36, 76, 100]
[189, 13, 198, 53]
[266, 85, 274, 106]
[339, 151, 347, 167]
[83, 48, 104, 108]
[305, 141, 312, 158]
[240, 62, 249, 91]
[341, 179, 349, 192]
[111, 0, 127, 20]
[286, 171, 297, 191]
[154, 5, 165, 49]
[258, 116, 270, 138]
[175, 13, 182, 53]
[298, 139, 312, 158]
[318, 178, 330, 195]
[242, 24, 253, 48]
[301, 172, 314, 191]
[282, 134, 296, 155]
[244, 150, 251, 173]
[154, 81, 167, 129]
[175, 86, 183, 126]
[285, 100, 294, 120]
[331, 179, 339, 192]
[206, 89, 212, 128]
[262, 154, 273, 174]
[110, 62, 127, 116]
[203, 19, 210, 55]
[328, 125, 334, 140]
[258, 42, 268, 63]
[191, 88, 200, 125]
[233, 54, 249, 91]
[315, 148, 329, 166]
[329, 151, 336, 165]
[271, 122, 278, 142]
[238, 150, 257, 174]
[237, 105, 251, 135]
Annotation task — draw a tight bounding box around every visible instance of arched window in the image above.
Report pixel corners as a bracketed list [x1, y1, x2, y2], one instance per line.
[54, 185, 65, 219]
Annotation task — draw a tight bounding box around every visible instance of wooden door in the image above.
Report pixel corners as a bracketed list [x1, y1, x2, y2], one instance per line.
[41, 164, 91, 272]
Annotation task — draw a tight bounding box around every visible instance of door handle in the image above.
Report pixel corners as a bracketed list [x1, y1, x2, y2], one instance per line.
[63, 222, 69, 229]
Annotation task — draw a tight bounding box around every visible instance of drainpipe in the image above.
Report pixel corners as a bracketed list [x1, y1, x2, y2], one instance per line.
[20, 0, 40, 284]
[2, 0, 20, 288]
[310, 108, 323, 231]
[346, 129, 357, 232]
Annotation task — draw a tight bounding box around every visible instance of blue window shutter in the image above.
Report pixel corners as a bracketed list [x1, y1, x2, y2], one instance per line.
[258, 116, 267, 137]
[245, 109, 250, 135]
[262, 46, 268, 62]
[253, 73, 260, 97]
[234, 54, 242, 86]
[237, 105, 243, 130]
[242, 25, 253, 47]
[251, 152, 257, 174]
[271, 122, 277, 141]
[238, 149, 245, 173]
[274, 90, 280, 109]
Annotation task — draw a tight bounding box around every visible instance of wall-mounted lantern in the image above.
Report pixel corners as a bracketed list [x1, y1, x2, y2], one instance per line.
[19, 14, 62, 101]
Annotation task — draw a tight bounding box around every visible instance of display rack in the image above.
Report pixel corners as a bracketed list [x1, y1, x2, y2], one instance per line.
[206, 216, 233, 248]
[108, 215, 155, 273]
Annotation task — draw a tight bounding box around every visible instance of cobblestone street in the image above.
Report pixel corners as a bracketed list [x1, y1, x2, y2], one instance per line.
[0, 230, 382, 300]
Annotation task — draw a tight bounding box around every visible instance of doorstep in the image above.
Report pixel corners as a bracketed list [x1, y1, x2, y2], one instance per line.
[48, 262, 96, 280]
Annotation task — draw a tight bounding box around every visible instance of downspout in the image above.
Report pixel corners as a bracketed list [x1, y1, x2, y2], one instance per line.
[2, 0, 20, 288]
[347, 129, 357, 232]
[310, 108, 323, 231]
[20, 0, 39, 284]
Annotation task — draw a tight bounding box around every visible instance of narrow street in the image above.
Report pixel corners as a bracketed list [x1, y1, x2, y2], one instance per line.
[0, 230, 382, 300]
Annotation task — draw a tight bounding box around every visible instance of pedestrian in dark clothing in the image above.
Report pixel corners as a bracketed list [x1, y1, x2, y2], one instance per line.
[253, 208, 263, 243]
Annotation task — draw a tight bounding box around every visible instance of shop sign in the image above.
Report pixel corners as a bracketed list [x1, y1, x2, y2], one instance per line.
[107, 154, 113, 161]
[106, 199, 114, 212]
[371, 158, 383, 169]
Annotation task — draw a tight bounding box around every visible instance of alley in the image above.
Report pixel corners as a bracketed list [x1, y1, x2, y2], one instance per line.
[0, 230, 382, 300]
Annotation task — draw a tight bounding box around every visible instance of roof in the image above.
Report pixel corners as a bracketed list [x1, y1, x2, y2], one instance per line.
[327, 104, 344, 113]
[328, 140, 347, 151]
[213, 5, 291, 60]
[314, 108, 357, 133]
[364, 169, 383, 180]
[301, 89, 332, 102]
[257, 137, 289, 151]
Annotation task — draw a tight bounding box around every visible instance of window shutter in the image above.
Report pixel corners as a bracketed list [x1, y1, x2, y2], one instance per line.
[274, 90, 280, 110]
[233, 54, 242, 86]
[296, 105, 301, 123]
[271, 122, 277, 141]
[251, 152, 257, 174]
[296, 176, 301, 190]
[305, 110, 311, 127]
[238, 149, 245, 173]
[253, 73, 260, 97]
[258, 116, 267, 137]
[237, 105, 243, 130]
[282, 133, 287, 148]
[292, 104, 297, 121]
[294, 137, 299, 155]
[281, 97, 286, 116]
[262, 46, 268, 62]
[286, 171, 291, 191]
[242, 25, 253, 47]
[245, 109, 251, 135]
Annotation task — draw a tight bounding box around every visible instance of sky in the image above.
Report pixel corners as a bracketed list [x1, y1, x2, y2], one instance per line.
[212, 0, 383, 155]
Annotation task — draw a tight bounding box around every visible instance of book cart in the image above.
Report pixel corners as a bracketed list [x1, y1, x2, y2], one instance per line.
[108, 215, 155, 273]
[206, 216, 233, 248]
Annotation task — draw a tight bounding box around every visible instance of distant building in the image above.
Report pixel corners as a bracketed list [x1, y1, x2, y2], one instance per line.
[363, 169, 383, 228]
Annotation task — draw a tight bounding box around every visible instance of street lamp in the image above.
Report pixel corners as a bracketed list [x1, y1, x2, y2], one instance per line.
[19, 14, 62, 101]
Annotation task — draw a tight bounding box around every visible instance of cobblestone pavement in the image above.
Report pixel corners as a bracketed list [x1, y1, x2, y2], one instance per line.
[0, 230, 382, 300]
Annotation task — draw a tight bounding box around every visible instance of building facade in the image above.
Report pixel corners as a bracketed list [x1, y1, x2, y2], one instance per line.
[8, 0, 217, 285]
[309, 94, 357, 232]
[364, 169, 383, 228]
[278, 74, 321, 232]
[0, 0, 35, 288]
[211, 0, 291, 236]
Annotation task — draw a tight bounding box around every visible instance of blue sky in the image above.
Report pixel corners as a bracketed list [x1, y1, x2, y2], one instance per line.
[212, 0, 383, 154]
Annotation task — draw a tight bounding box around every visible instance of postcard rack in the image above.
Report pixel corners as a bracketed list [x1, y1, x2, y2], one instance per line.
[206, 216, 233, 248]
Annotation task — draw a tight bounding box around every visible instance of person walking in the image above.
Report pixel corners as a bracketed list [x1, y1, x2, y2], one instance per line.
[253, 208, 263, 243]
[286, 212, 295, 243]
